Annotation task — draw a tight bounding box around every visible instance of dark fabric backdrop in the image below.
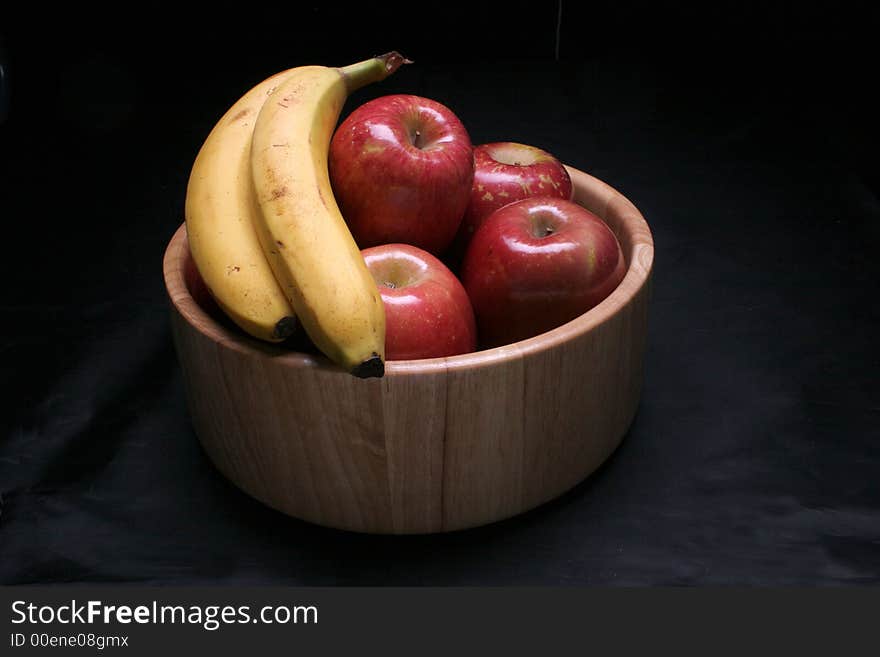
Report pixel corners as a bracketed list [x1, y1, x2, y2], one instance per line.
[1, 2, 878, 585]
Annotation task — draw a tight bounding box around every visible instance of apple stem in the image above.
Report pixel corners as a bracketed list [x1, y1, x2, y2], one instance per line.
[412, 129, 424, 149]
[339, 51, 413, 94]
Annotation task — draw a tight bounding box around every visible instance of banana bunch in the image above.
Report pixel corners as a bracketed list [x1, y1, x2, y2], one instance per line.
[185, 52, 410, 378]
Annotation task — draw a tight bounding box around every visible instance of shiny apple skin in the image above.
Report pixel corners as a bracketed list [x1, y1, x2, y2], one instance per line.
[329, 94, 475, 256]
[452, 142, 573, 258]
[460, 197, 626, 349]
[362, 243, 477, 360]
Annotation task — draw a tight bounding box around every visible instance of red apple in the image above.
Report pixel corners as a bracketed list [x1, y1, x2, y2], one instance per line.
[362, 243, 477, 360]
[451, 142, 573, 258]
[460, 197, 626, 348]
[329, 94, 474, 256]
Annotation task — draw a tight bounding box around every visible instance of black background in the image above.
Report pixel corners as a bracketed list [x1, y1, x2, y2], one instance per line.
[1, 2, 878, 585]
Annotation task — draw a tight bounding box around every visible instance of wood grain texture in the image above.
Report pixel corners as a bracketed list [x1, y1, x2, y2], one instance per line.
[163, 166, 655, 533]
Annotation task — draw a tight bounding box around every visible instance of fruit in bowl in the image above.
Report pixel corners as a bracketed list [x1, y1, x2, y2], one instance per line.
[362, 243, 476, 360]
[461, 196, 626, 348]
[328, 94, 475, 256]
[450, 141, 573, 261]
[184, 51, 624, 379]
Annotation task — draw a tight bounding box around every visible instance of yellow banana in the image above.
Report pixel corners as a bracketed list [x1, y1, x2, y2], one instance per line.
[250, 52, 410, 378]
[185, 70, 298, 342]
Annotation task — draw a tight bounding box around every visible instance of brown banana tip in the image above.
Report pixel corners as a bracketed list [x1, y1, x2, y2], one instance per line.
[272, 316, 298, 340]
[350, 353, 385, 379]
[377, 51, 413, 74]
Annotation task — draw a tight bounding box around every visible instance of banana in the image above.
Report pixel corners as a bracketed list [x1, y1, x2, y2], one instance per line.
[185, 70, 298, 343]
[250, 52, 410, 378]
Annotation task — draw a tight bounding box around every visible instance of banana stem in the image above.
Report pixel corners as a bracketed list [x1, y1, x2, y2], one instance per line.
[340, 51, 412, 93]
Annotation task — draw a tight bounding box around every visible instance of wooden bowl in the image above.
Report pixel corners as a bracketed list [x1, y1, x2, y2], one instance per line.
[163, 166, 654, 534]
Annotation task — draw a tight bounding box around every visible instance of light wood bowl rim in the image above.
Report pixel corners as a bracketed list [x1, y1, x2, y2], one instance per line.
[163, 166, 654, 375]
